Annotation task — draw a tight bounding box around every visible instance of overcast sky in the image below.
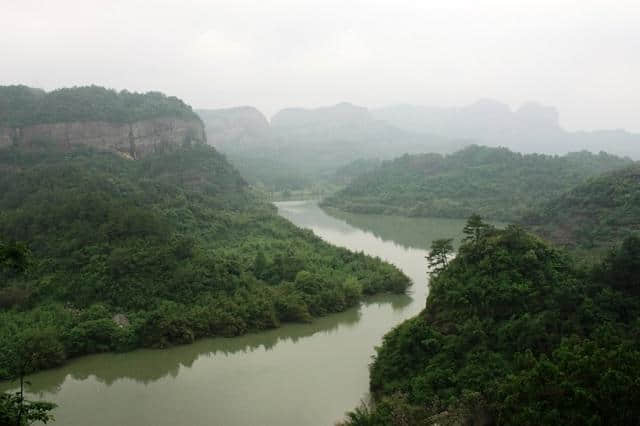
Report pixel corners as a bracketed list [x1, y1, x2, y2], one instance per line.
[3, 0, 639, 131]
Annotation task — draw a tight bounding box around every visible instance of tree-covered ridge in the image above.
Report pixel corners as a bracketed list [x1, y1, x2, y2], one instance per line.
[0, 85, 200, 127]
[341, 222, 640, 425]
[0, 145, 409, 379]
[322, 145, 633, 222]
[523, 164, 640, 254]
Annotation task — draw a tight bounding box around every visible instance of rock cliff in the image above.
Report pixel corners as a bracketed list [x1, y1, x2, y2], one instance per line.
[0, 117, 206, 159]
[197, 107, 270, 151]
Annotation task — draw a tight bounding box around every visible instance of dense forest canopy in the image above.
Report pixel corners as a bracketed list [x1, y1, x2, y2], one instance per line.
[523, 164, 640, 254]
[0, 85, 200, 127]
[0, 144, 409, 379]
[322, 145, 633, 222]
[341, 221, 640, 425]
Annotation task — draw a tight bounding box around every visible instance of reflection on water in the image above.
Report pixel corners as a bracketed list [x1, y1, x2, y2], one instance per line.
[4, 306, 365, 394]
[323, 206, 504, 251]
[1, 200, 467, 426]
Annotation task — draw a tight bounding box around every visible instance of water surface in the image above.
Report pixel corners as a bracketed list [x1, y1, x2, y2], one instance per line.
[2, 201, 471, 425]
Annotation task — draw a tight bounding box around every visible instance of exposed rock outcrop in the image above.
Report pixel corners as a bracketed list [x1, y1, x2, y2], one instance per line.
[0, 117, 206, 159]
[197, 107, 270, 150]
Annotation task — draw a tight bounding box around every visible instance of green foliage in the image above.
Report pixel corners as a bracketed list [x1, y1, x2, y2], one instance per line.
[0, 241, 30, 275]
[524, 164, 640, 253]
[0, 244, 57, 425]
[426, 238, 453, 275]
[323, 145, 632, 222]
[343, 225, 640, 425]
[462, 213, 491, 245]
[0, 391, 56, 425]
[0, 85, 199, 127]
[0, 144, 410, 378]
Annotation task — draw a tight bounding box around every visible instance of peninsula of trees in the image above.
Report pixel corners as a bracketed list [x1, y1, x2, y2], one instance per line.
[0, 88, 410, 381]
[341, 219, 640, 425]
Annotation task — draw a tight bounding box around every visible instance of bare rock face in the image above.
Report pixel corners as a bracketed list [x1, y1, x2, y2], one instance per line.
[0, 117, 206, 159]
[112, 313, 130, 328]
[197, 107, 270, 150]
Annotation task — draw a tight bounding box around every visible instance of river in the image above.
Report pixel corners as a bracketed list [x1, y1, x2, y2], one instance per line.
[3, 201, 471, 426]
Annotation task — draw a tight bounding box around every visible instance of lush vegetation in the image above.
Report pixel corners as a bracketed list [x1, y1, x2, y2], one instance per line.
[1, 242, 56, 425]
[0, 85, 200, 127]
[0, 144, 409, 380]
[523, 164, 640, 254]
[340, 219, 640, 425]
[322, 145, 632, 222]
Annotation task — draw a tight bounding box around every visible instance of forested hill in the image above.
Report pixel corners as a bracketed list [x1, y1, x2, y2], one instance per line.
[0, 85, 200, 126]
[0, 144, 409, 379]
[0, 86, 206, 159]
[341, 222, 640, 425]
[322, 145, 633, 222]
[523, 164, 640, 253]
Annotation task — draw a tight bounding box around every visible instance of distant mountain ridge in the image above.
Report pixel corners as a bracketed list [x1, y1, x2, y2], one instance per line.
[271, 102, 372, 128]
[197, 106, 270, 152]
[372, 100, 640, 159]
[197, 103, 455, 191]
[200, 99, 640, 161]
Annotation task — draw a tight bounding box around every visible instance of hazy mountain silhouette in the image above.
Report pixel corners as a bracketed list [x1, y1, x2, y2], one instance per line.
[373, 100, 640, 158]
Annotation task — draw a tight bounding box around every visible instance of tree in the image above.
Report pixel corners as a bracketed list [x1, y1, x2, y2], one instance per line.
[0, 391, 56, 426]
[0, 240, 57, 425]
[427, 238, 454, 275]
[0, 241, 30, 277]
[462, 214, 490, 245]
[252, 251, 267, 280]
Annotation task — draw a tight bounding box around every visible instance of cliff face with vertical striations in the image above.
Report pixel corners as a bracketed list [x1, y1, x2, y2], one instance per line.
[0, 85, 206, 158]
[0, 117, 206, 159]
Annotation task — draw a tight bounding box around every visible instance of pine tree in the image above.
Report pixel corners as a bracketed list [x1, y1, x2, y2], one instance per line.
[427, 238, 454, 275]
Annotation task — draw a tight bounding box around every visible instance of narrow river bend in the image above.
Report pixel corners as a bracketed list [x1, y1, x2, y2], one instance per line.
[3, 201, 471, 426]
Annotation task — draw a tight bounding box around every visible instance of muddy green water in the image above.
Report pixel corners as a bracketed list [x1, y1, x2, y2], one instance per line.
[2, 201, 473, 426]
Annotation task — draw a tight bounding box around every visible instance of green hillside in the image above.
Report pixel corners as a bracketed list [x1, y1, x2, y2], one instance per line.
[523, 164, 640, 254]
[0, 145, 409, 379]
[341, 222, 640, 425]
[322, 145, 632, 222]
[0, 85, 200, 127]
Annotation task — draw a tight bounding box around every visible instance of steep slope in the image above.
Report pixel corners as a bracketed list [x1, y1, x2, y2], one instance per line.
[373, 100, 640, 159]
[0, 115, 409, 379]
[322, 145, 632, 221]
[341, 224, 640, 425]
[197, 106, 270, 151]
[0, 85, 205, 158]
[523, 164, 640, 252]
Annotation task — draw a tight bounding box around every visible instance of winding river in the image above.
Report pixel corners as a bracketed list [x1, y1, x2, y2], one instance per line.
[2, 201, 472, 426]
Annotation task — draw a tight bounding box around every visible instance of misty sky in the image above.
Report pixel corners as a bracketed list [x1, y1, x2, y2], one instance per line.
[3, 0, 639, 131]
